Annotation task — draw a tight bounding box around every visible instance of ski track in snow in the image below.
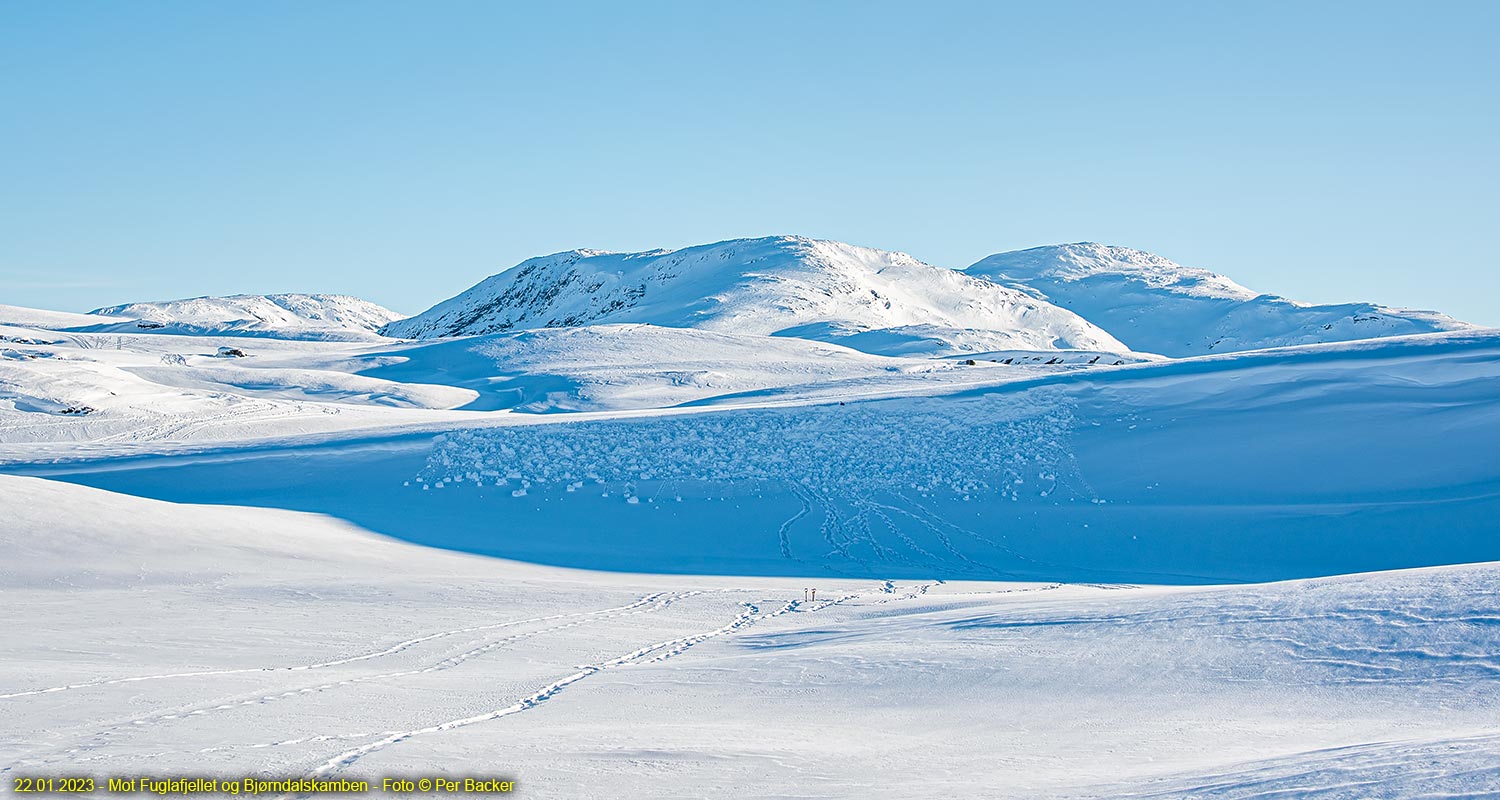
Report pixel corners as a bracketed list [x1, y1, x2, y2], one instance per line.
[776, 486, 811, 560]
[21, 583, 898, 777]
[106, 593, 699, 734]
[306, 584, 884, 781]
[31, 593, 717, 770]
[0, 592, 679, 701]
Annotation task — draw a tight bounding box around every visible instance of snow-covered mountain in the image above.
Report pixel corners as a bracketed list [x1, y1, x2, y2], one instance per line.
[382, 236, 1130, 356]
[967, 243, 1477, 357]
[90, 293, 403, 341]
[6, 264, 1500, 798]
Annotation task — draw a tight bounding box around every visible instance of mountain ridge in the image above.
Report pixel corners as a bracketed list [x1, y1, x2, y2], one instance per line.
[381, 235, 1130, 357]
[89, 293, 403, 341]
[967, 242, 1476, 356]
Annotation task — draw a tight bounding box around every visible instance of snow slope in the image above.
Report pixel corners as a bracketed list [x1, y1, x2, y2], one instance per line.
[88, 293, 403, 340]
[968, 242, 1477, 356]
[3, 286, 1498, 798]
[367, 323, 916, 413]
[0, 312, 1138, 453]
[0, 303, 129, 331]
[3, 474, 1498, 798]
[361, 323, 1153, 414]
[381, 236, 1130, 357]
[30, 330, 1500, 583]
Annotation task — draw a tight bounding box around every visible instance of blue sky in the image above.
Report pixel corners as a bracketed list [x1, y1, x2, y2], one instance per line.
[3, 1, 1496, 323]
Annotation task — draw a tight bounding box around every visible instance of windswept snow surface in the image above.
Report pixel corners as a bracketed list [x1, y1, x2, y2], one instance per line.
[381, 236, 1130, 357]
[397, 330, 1500, 581]
[3, 284, 1498, 798]
[365, 323, 921, 412]
[968, 243, 1477, 356]
[0, 324, 481, 452]
[0, 313, 1125, 453]
[88, 293, 403, 341]
[360, 323, 1151, 414]
[29, 330, 1500, 584]
[3, 476, 1499, 798]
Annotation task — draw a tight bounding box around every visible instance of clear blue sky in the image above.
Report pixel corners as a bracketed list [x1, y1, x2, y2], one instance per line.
[3, 1, 1496, 324]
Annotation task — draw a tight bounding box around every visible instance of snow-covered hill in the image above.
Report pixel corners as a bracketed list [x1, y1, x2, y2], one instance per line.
[382, 236, 1130, 357]
[89, 293, 402, 341]
[0, 303, 130, 331]
[967, 243, 1477, 356]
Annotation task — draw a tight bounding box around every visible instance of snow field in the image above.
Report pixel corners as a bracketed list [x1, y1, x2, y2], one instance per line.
[3, 476, 1498, 798]
[417, 391, 1079, 501]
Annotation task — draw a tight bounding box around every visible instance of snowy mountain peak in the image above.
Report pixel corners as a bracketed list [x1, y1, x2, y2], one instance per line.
[967, 244, 1476, 357]
[90, 293, 403, 340]
[382, 236, 1130, 356]
[978, 243, 1260, 301]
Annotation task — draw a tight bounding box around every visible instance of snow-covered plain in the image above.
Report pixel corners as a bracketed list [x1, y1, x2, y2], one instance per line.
[4, 476, 1499, 798]
[3, 237, 1498, 797]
